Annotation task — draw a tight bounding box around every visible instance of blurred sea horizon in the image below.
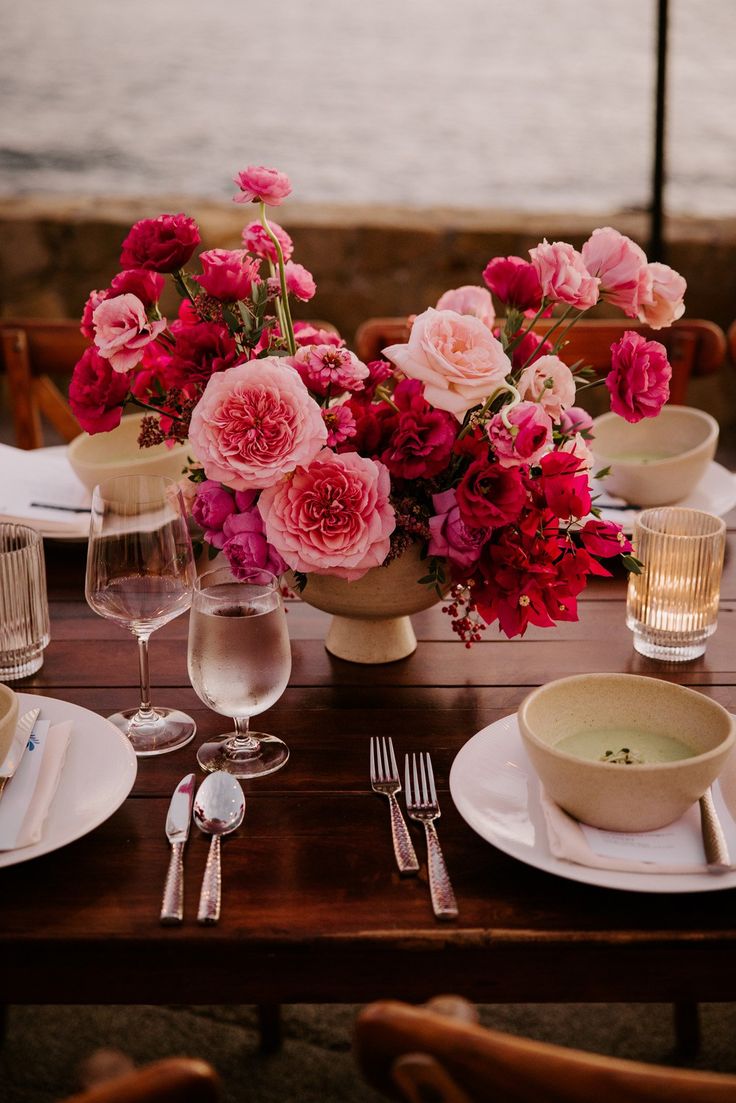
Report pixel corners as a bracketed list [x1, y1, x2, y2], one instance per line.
[1, 0, 735, 216]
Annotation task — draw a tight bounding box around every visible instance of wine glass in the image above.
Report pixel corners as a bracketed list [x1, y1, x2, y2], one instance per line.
[188, 565, 292, 778]
[85, 474, 197, 756]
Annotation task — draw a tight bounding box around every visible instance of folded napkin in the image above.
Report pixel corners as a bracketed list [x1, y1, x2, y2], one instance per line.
[0, 444, 91, 538]
[541, 784, 736, 874]
[0, 719, 72, 850]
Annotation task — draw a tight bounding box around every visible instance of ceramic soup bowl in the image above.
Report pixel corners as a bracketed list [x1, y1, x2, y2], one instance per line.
[68, 413, 190, 494]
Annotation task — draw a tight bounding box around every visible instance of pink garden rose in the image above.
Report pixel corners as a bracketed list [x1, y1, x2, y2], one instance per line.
[283, 261, 316, 302]
[436, 286, 495, 328]
[428, 488, 489, 570]
[193, 249, 260, 301]
[637, 262, 687, 329]
[188, 356, 328, 491]
[606, 331, 671, 422]
[68, 346, 130, 434]
[530, 240, 600, 310]
[292, 344, 369, 397]
[516, 354, 576, 422]
[383, 308, 512, 421]
[482, 256, 543, 313]
[258, 449, 395, 581]
[242, 220, 294, 263]
[487, 401, 553, 468]
[581, 227, 650, 317]
[120, 213, 200, 273]
[92, 294, 167, 373]
[234, 166, 292, 206]
[222, 505, 287, 577]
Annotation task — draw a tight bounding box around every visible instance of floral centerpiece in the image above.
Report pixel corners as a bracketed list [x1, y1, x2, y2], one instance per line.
[69, 165, 686, 652]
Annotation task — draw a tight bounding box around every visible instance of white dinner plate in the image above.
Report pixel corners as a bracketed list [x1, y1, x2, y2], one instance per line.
[449, 714, 736, 893]
[0, 693, 137, 868]
[590, 461, 736, 534]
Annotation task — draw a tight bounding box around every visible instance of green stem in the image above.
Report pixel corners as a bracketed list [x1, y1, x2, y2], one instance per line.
[260, 203, 296, 355]
[516, 304, 576, 373]
[129, 395, 185, 423]
[503, 300, 549, 356]
[173, 269, 197, 304]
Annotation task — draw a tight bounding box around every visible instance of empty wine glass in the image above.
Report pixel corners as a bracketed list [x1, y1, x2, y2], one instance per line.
[86, 474, 197, 756]
[188, 565, 292, 778]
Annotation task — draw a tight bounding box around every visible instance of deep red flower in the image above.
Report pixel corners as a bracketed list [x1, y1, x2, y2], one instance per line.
[108, 268, 165, 307]
[482, 256, 543, 312]
[165, 321, 239, 388]
[456, 460, 527, 530]
[580, 518, 632, 557]
[68, 346, 129, 434]
[538, 451, 592, 519]
[380, 379, 456, 479]
[120, 213, 200, 273]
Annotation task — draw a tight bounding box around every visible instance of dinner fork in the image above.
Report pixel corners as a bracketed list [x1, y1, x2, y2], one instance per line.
[370, 736, 419, 875]
[405, 752, 458, 920]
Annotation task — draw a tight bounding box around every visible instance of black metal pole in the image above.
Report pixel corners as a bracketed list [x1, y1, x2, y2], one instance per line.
[650, 0, 669, 261]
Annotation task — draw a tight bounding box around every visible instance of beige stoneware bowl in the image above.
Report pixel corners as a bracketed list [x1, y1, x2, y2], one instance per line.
[518, 673, 735, 832]
[68, 413, 190, 494]
[0, 682, 20, 768]
[592, 405, 718, 507]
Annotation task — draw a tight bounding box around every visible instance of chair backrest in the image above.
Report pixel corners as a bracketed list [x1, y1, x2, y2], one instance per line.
[354, 317, 726, 406]
[1, 318, 86, 448]
[60, 1057, 220, 1103]
[728, 320, 736, 366]
[354, 1000, 736, 1103]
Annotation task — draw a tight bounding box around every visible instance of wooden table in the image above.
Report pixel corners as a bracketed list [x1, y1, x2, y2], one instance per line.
[2, 530, 736, 1008]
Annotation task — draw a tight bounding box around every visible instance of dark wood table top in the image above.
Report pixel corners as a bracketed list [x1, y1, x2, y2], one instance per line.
[3, 521, 736, 1007]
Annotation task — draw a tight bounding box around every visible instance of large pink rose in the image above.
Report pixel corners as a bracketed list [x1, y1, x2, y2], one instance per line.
[234, 166, 292, 206]
[120, 213, 200, 272]
[68, 346, 130, 434]
[516, 354, 576, 422]
[637, 262, 686, 329]
[383, 308, 512, 421]
[606, 331, 671, 422]
[435, 286, 495, 329]
[581, 227, 650, 317]
[487, 401, 553, 468]
[193, 249, 260, 301]
[258, 449, 395, 581]
[92, 294, 167, 373]
[530, 240, 600, 310]
[188, 356, 327, 491]
[242, 220, 294, 263]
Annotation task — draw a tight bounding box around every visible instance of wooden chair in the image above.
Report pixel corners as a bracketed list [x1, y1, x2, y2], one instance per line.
[727, 320, 736, 366]
[354, 998, 736, 1103]
[0, 318, 86, 449]
[60, 1057, 220, 1103]
[354, 317, 726, 406]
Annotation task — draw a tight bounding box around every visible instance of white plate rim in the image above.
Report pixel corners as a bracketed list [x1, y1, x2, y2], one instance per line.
[449, 713, 736, 894]
[0, 693, 137, 868]
[591, 461, 736, 534]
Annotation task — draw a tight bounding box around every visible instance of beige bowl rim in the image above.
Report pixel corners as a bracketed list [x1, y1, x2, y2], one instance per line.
[592, 406, 719, 467]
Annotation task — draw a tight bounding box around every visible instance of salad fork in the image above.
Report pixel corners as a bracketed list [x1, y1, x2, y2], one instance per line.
[405, 752, 458, 920]
[370, 736, 419, 875]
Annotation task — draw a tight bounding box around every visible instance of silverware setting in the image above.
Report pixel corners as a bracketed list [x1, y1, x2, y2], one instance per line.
[370, 736, 419, 875]
[193, 771, 246, 926]
[0, 707, 41, 802]
[405, 752, 458, 920]
[160, 772, 196, 925]
[699, 787, 731, 873]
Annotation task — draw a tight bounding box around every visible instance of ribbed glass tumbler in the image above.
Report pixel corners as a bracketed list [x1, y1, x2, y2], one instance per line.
[626, 507, 726, 662]
[0, 522, 50, 680]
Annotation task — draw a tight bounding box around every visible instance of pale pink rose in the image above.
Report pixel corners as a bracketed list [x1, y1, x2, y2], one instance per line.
[284, 260, 316, 302]
[291, 344, 369, 397]
[242, 220, 294, 263]
[188, 356, 328, 491]
[559, 432, 595, 469]
[581, 227, 650, 317]
[258, 449, 395, 581]
[436, 286, 495, 329]
[487, 401, 553, 468]
[92, 294, 167, 373]
[234, 166, 292, 206]
[530, 240, 600, 310]
[383, 308, 512, 421]
[516, 354, 576, 422]
[637, 262, 687, 329]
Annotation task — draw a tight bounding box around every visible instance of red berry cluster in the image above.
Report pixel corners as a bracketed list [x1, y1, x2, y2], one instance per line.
[441, 582, 487, 647]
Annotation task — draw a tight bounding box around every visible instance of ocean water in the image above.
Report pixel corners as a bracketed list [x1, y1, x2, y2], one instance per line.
[0, 0, 734, 215]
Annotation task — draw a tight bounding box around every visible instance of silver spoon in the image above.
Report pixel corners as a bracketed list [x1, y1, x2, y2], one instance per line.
[193, 771, 246, 925]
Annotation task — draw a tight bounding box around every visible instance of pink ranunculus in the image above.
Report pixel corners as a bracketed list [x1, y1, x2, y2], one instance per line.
[108, 268, 165, 307]
[191, 480, 237, 548]
[92, 294, 167, 374]
[221, 506, 287, 577]
[428, 488, 489, 570]
[559, 406, 594, 434]
[487, 401, 553, 468]
[68, 346, 130, 434]
[234, 166, 292, 207]
[516, 354, 576, 422]
[580, 518, 632, 557]
[188, 356, 327, 491]
[80, 289, 108, 338]
[322, 403, 357, 446]
[284, 260, 316, 302]
[259, 449, 395, 581]
[637, 262, 687, 329]
[241, 220, 294, 263]
[581, 227, 649, 317]
[482, 256, 543, 313]
[380, 378, 456, 480]
[529, 240, 600, 310]
[436, 286, 495, 329]
[606, 330, 671, 422]
[291, 344, 369, 397]
[120, 213, 201, 273]
[193, 249, 259, 301]
[293, 321, 345, 348]
[383, 308, 512, 421]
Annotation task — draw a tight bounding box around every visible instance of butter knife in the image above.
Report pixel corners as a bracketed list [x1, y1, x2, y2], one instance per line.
[160, 773, 195, 925]
[0, 708, 41, 800]
[700, 788, 731, 873]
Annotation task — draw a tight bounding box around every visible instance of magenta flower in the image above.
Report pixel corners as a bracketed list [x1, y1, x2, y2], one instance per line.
[191, 480, 237, 548]
[68, 346, 130, 434]
[120, 213, 201, 273]
[380, 379, 456, 479]
[284, 261, 316, 302]
[580, 518, 632, 557]
[80, 289, 107, 339]
[92, 294, 167, 374]
[539, 451, 592, 519]
[242, 220, 294, 263]
[222, 507, 286, 577]
[293, 322, 345, 348]
[559, 406, 594, 435]
[530, 240, 600, 310]
[292, 344, 369, 397]
[234, 166, 292, 207]
[108, 268, 165, 308]
[456, 460, 527, 530]
[428, 488, 489, 570]
[606, 331, 671, 422]
[193, 249, 260, 301]
[482, 256, 543, 313]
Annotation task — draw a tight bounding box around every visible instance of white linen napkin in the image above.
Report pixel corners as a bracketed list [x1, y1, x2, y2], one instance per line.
[0, 444, 91, 538]
[541, 784, 736, 874]
[0, 719, 72, 850]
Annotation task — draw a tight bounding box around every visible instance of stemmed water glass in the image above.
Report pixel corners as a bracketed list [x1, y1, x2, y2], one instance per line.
[85, 474, 197, 756]
[187, 565, 292, 777]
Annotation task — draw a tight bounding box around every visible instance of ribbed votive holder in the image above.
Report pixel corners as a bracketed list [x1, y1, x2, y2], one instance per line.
[0, 523, 50, 680]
